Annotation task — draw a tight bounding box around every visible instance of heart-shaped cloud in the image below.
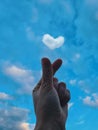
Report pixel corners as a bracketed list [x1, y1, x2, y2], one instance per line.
[42, 34, 64, 50]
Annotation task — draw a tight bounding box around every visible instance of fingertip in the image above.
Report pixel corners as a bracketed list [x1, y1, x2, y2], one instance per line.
[58, 82, 66, 89]
[53, 59, 62, 67]
[41, 57, 51, 65]
[57, 59, 63, 64]
[56, 58, 62, 63]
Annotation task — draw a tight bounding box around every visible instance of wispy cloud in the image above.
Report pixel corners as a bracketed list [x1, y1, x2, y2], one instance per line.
[0, 106, 33, 130]
[78, 80, 91, 93]
[3, 63, 35, 94]
[72, 53, 81, 62]
[82, 93, 98, 107]
[32, 8, 39, 23]
[20, 122, 35, 130]
[26, 27, 35, 41]
[0, 92, 13, 100]
[68, 102, 74, 109]
[69, 79, 77, 85]
[42, 34, 64, 50]
[76, 120, 85, 125]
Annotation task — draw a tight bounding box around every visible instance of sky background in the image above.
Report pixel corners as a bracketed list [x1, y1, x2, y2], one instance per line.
[0, 0, 98, 130]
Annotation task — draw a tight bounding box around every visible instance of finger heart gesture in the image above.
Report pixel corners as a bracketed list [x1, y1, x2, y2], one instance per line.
[32, 58, 70, 130]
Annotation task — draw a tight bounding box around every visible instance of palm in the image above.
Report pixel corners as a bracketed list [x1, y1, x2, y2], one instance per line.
[32, 58, 70, 129]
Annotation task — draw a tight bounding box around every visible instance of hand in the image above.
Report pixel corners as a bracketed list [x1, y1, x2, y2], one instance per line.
[32, 58, 70, 130]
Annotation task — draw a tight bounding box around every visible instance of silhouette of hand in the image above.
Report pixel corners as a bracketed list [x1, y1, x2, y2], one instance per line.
[32, 58, 70, 130]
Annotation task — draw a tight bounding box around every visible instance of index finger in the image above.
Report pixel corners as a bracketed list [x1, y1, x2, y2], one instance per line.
[33, 58, 62, 91]
[41, 58, 53, 88]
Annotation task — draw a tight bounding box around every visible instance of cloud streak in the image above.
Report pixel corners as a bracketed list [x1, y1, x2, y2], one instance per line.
[69, 79, 77, 85]
[3, 63, 34, 94]
[0, 92, 13, 100]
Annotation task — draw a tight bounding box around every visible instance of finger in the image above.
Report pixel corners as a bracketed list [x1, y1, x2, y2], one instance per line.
[41, 58, 53, 88]
[53, 77, 58, 90]
[33, 58, 62, 91]
[58, 82, 66, 102]
[65, 89, 71, 103]
[58, 82, 71, 107]
[52, 59, 62, 75]
[58, 82, 66, 89]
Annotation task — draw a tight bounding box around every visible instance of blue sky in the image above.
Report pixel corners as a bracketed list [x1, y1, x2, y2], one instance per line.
[0, 0, 98, 130]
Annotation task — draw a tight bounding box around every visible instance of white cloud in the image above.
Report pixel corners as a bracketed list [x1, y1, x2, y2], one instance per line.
[20, 122, 35, 130]
[84, 89, 90, 94]
[5, 65, 32, 78]
[68, 102, 74, 109]
[69, 79, 76, 85]
[78, 80, 90, 93]
[76, 120, 85, 125]
[0, 106, 34, 130]
[42, 34, 64, 50]
[3, 64, 35, 94]
[78, 80, 85, 86]
[0, 92, 12, 100]
[30, 124, 35, 130]
[83, 93, 98, 107]
[20, 122, 31, 130]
